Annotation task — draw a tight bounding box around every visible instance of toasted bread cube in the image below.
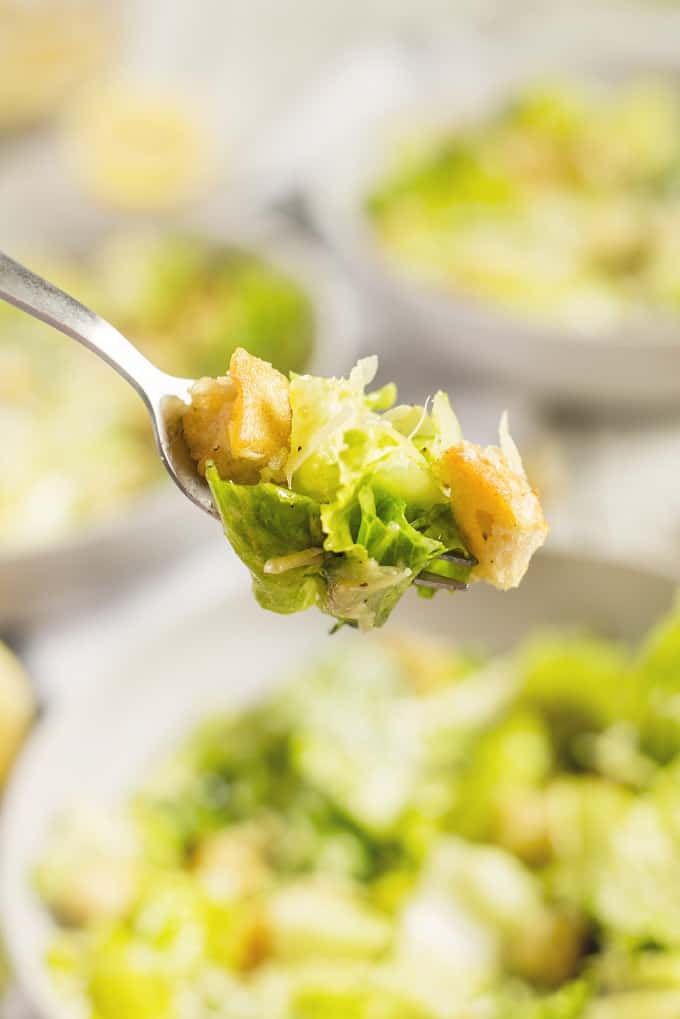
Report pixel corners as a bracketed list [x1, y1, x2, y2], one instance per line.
[183, 374, 239, 478]
[228, 347, 291, 469]
[183, 348, 291, 483]
[440, 422, 547, 590]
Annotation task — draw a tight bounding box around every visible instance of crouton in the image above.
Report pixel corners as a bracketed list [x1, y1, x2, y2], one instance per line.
[183, 374, 239, 477]
[440, 416, 547, 590]
[183, 347, 291, 484]
[228, 346, 291, 470]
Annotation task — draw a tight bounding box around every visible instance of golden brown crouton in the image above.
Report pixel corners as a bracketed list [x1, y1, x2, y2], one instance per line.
[183, 347, 291, 484]
[440, 417, 547, 590]
[228, 346, 291, 471]
[183, 374, 239, 478]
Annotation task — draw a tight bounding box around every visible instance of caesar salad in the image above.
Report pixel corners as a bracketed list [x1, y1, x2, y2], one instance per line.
[182, 348, 547, 629]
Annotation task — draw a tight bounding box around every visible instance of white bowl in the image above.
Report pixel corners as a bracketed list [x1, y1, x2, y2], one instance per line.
[0, 211, 362, 629]
[1, 548, 676, 1018]
[309, 8, 680, 411]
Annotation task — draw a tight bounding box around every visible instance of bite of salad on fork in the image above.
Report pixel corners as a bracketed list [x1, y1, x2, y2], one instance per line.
[183, 348, 548, 629]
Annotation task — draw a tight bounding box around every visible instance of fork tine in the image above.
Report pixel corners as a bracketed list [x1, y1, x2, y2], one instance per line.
[415, 574, 469, 592]
[437, 550, 477, 566]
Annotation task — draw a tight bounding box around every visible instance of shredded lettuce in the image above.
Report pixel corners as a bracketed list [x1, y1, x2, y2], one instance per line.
[206, 472, 324, 614]
[321, 484, 465, 629]
[285, 360, 436, 504]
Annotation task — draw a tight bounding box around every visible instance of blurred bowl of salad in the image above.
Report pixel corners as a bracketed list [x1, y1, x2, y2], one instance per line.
[310, 11, 680, 409]
[2, 548, 679, 1019]
[0, 220, 361, 627]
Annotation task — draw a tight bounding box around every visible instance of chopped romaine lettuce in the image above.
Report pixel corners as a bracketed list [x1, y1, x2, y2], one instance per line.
[43, 591, 680, 1019]
[206, 473, 324, 614]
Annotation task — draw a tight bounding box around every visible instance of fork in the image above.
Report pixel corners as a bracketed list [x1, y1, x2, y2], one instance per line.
[415, 556, 472, 591]
[0, 251, 472, 591]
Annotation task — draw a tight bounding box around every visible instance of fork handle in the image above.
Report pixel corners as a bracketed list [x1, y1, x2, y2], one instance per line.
[0, 250, 164, 405]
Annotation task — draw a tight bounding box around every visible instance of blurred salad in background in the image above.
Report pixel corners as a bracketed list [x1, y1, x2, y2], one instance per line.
[0, 234, 314, 550]
[36, 597, 680, 1018]
[369, 78, 680, 335]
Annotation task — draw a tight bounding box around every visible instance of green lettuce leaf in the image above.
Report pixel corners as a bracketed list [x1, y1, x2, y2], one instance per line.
[206, 468, 324, 614]
[514, 634, 631, 759]
[285, 359, 442, 508]
[321, 483, 471, 629]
